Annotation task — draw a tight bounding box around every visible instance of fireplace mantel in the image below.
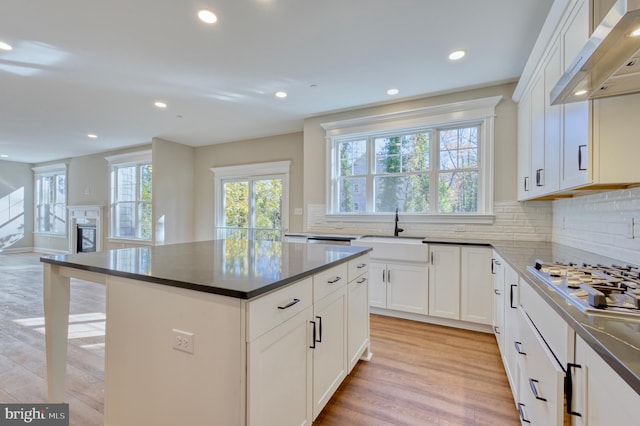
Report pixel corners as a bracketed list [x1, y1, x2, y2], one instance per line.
[68, 205, 104, 253]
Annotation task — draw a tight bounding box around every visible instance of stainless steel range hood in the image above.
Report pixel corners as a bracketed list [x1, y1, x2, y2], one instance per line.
[550, 0, 640, 105]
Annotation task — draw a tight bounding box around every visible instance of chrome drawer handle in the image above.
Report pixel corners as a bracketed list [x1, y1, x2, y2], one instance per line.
[327, 276, 342, 284]
[356, 263, 367, 269]
[356, 277, 367, 284]
[514, 341, 526, 355]
[277, 298, 300, 310]
[517, 403, 531, 423]
[529, 378, 547, 402]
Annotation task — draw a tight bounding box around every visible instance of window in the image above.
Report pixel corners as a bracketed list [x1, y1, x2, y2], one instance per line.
[33, 163, 67, 235]
[105, 151, 152, 240]
[324, 96, 501, 220]
[211, 161, 290, 241]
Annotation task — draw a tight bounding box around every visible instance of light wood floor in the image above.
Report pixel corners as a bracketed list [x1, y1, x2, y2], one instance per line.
[1, 252, 518, 425]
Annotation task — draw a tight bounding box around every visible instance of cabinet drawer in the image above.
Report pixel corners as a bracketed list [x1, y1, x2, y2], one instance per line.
[515, 307, 565, 425]
[520, 279, 574, 366]
[247, 277, 313, 341]
[348, 254, 369, 282]
[314, 263, 348, 302]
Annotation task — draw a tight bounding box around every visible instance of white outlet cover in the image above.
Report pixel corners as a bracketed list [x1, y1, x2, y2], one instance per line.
[172, 329, 194, 354]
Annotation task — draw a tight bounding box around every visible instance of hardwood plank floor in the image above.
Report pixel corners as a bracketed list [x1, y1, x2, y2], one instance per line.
[1, 253, 518, 425]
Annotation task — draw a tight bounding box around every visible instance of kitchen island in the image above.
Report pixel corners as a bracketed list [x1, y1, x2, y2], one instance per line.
[41, 239, 371, 425]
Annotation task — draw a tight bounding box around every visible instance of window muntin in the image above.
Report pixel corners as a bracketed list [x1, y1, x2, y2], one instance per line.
[331, 124, 481, 215]
[110, 162, 152, 240]
[34, 169, 67, 234]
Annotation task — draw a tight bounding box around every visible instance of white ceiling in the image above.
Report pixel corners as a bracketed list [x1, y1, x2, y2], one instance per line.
[0, 0, 553, 164]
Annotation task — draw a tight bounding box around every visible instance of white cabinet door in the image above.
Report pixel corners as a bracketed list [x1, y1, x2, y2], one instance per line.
[517, 91, 532, 200]
[460, 246, 493, 325]
[386, 263, 429, 315]
[312, 286, 348, 419]
[530, 72, 546, 198]
[492, 255, 505, 352]
[571, 335, 640, 425]
[543, 39, 561, 194]
[428, 245, 461, 319]
[503, 268, 520, 399]
[347, 272, 369, 373]
[369, 261, 387, 309]
[561, 0, 590, 190]
[247, 306, 313, 426]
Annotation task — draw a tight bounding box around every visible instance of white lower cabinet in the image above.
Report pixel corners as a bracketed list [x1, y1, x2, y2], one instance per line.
[247, 255, 370, 426]
[570, 335, 640, 425]
[347, 256, 370, 372]
[247, 306, 314, 426]
[428, 244, 493, 325]
[514, 307, 565, 425]
[312, 285, 348, 419]
[370, 261, 429, 315]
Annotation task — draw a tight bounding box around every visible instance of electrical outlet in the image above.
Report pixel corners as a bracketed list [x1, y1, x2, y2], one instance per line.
[172, 329, 194, 354]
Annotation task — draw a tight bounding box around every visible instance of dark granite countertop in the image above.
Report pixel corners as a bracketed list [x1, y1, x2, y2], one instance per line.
[41, 240, 371, 300]
[491, 240, 640, 395]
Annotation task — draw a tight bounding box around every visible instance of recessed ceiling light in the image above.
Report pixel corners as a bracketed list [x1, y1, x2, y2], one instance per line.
[574, 89, 588, 96]
[87, 134, 98, 139]
[386, 88, 399, 95]
[631, 28, 640, 37]
[154, 101, 167, 108]
[0, 154, 8, 158]
[275, 91, 287, 98]
[448, 50, 466, 61]
[0, 41, 12, 51]
[198, 10, 218, 24]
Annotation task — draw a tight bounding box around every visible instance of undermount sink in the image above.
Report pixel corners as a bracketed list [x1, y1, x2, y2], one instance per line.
[352, 235, 428, 262]
[357, 235, 425, 244]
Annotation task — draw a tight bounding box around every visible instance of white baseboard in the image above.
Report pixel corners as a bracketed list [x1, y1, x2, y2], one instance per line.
[32, 247, 70, 255]
[0, 246, 35, 254]
[370, 307, 493, 334]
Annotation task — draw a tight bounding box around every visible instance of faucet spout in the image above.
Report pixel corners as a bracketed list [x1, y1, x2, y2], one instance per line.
[394, 208, 404, 237]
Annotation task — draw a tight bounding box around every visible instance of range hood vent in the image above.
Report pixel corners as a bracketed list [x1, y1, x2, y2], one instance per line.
[551, 0, 640, 105]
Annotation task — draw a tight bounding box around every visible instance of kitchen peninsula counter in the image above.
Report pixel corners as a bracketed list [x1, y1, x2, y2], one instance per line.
[40, 240, 371, 425]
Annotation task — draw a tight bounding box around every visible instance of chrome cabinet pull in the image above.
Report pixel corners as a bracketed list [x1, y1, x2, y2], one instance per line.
[517, 403, 531, 423]
[327, 276, 342, 284]
[387, 270, 391, 283]
[356, 277, 367, 284]
[524, 176, 530, 192]
[514, 341, 526, 355]
[382, 269, 386, 283]
[494, 326, 500, 335]
[529, 378, 547, 401]
[494, 288, 501, 295]
[277, 298, 300, 310]
[356, 263, 367, 269]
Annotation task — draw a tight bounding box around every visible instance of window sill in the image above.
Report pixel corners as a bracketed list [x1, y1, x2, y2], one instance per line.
[107, 238, 152, 245]
[325, 214, 495, 225]
[33, 232, 67, 238]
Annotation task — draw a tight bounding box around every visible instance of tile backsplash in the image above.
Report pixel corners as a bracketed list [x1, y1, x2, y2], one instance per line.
[553, 187, 640, 265]
[306, 201, 553, 242]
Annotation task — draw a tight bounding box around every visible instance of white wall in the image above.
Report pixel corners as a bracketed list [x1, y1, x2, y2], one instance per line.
[0, 160, 33, 252]
[302, 82, 553, 240]
[192, 132, 304, 240]
[553, 187, 640, 265]
[152, 138, 195, 245]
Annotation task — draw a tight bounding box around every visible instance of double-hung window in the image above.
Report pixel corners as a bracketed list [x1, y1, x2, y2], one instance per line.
[325, 96, 500, 220]
[33, 163, 67, 235]
[106, 151, 152, 241]
[212, 161, 290, 241]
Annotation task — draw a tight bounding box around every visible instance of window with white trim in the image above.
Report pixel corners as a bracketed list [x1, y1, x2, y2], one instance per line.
[324, 96, 501, 220]
[105, 151, 152, 240]
[33, 163, 67, 235]
[211, 161, 290, 241]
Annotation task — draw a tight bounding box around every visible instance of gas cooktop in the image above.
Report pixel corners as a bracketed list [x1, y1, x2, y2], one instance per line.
[527, 260, 640, 319]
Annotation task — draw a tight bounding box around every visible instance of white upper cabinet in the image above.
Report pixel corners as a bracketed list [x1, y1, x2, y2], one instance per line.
[515, 0, 640, 200]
